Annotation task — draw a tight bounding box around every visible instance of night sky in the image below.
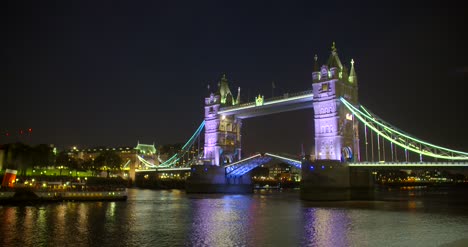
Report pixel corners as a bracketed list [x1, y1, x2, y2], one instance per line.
[2, 1, 467, 156]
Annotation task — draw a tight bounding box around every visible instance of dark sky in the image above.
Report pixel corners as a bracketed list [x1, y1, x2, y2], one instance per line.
[2, 1, 467, 155]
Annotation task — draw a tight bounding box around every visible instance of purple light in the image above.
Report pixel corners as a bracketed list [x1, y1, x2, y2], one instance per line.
[321, 165, 325, 169]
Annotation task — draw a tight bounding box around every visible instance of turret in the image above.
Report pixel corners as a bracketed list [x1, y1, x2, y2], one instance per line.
[348, 59, 358, 85]
[327, 42, 343, 70]
[218, 74, 235, 106]
[312, 54, 321, 82]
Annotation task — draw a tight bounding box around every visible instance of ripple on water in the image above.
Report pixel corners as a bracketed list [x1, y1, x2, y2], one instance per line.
[0, 189, 467, 246]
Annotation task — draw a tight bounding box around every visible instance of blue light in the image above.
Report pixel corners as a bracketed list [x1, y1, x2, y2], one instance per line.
[321, 165, 325, 169]
[204, 168, 208, 172]
[310, 165, 314, 170]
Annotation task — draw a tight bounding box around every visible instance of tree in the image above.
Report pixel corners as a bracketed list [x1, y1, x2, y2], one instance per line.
[5, 143, 33, 176]
[81, 159, 94, 174]
[55, 151, 71, 176]
[94, 150, 122, 178]
[31, 144, 55, 169]
[69, 158, 81, 177]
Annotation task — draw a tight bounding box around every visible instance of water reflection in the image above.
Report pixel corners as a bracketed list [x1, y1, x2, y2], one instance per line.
[188, 194, 248, 246]
[0, 189, 467, 246]
[302, 208, 351, 246]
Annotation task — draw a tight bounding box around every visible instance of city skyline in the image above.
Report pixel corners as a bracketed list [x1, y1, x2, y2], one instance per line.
[2, 1, 467, 155]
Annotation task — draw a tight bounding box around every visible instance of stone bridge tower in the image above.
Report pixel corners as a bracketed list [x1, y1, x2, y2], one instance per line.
[203, 74, 242, 166]
[312, 43, 360, 162]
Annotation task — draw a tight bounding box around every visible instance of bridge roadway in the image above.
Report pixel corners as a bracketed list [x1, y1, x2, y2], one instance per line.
[218, 90, 313, 119]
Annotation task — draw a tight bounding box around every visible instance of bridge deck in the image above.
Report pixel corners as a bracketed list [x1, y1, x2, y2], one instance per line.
[218, 91, 313, 119]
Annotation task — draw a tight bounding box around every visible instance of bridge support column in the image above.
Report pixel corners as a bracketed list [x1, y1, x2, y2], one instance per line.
[186, 164, 253, 194]
[300, 160, 374, 200]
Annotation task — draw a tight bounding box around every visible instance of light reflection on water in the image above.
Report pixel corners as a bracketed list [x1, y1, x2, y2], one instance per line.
[0, 189, 467, 247]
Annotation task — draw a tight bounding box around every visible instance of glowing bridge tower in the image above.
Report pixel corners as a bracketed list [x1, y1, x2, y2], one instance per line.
[301, 43, 371, 201]
[203, 74, 242, 166]
[312, 43, 360, 161]
[188, 74, 248, 193]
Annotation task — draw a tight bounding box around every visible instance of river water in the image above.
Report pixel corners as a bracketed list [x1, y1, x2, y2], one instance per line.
[1, 188, 467, 247]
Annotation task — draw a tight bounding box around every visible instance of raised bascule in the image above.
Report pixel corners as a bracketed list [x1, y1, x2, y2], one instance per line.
[138, 43, 468, 200]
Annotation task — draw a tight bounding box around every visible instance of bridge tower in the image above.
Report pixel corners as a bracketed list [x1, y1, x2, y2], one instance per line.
[187, 74, 249, 193]
[312, 43, 359, 162]
[203, 74, 242, 166]
[301, 43, 372, 200]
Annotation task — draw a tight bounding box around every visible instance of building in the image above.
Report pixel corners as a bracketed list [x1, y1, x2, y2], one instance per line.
[68, 142, 158, 171]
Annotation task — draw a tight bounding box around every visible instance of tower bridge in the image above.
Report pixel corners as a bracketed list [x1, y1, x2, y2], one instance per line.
[136, 43, 468, 200]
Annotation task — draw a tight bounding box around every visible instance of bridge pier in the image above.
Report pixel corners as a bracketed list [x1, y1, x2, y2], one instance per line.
[300, 160, 374, 201]
[186, 165, 253, 193]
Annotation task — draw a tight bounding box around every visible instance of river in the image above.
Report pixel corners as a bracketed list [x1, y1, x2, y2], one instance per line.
[1, 188, 467, 246]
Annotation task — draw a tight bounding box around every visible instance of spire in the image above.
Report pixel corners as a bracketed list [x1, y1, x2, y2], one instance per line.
[331, 41, 337, 52]
[236, 87, 241, 105]
[219, 73, 234, 105]
[327, 41, 343, 70]
[207, 83, 212, 96]
[348, 58, 358, 84]
[313, 54, 319, 72]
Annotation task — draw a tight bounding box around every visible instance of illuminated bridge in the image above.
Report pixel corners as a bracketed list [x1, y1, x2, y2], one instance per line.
[135, 43, 468, 199]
